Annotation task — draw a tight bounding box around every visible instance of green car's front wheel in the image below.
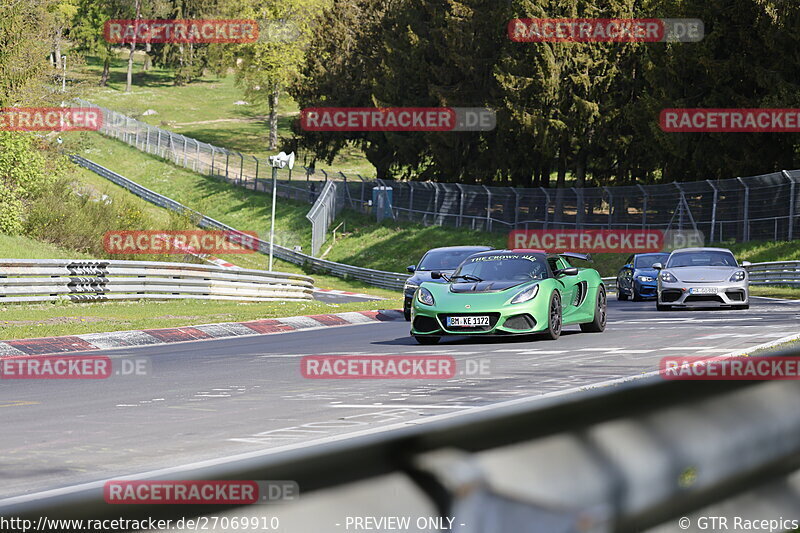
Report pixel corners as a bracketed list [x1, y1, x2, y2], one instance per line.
[542, 293, 562, 340]
[414, 335, 440, 345]
[580, 286, 607, 333]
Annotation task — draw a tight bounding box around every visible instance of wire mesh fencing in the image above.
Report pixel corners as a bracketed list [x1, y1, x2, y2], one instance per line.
[77, 100, 800, 244]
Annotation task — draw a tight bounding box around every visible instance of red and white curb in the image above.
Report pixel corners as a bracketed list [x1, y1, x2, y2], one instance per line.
[0, 310, 404, 357]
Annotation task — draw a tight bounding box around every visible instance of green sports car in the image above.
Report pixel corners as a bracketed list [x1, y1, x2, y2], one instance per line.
[410, 249, 607, 344]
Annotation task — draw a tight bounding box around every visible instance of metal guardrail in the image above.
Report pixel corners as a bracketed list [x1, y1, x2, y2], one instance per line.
[69, 155, 410, 291]
[603, 262, 800, 292]
[0, 259, 314, 304]
[4, 345, 800, 532]
[746, 261, 800, 286]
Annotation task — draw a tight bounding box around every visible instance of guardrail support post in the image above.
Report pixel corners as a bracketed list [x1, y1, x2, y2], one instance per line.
[783, 170, 796, 241]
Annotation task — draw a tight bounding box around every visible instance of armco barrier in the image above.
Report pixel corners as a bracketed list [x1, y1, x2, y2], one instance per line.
[4, 346, 800, 531]
[69, 155, 410, 291]
[0, 259, 313, 304]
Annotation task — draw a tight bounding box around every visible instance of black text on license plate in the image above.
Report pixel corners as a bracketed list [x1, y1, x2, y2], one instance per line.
[691, 287, 717, 294]
[448, 316, 489, 327]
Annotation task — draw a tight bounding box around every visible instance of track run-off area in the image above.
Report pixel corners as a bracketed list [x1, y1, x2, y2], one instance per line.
[1, 297, 799, 500]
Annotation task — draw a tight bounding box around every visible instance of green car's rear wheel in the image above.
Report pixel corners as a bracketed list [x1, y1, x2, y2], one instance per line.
[542, 293, 562, 340]
[414, 335, 440, 345]
[580, 286, 607, 333]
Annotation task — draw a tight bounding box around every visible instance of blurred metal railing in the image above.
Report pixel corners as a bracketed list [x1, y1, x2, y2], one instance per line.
[69, 155, 410, 291]
[746, 261, 800, 286]
[0, 259, 313, 304]
[4, 346, 800, 532]
[306, 180, 339, 257]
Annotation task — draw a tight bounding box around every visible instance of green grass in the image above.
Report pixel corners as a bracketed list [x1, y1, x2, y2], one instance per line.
[0, 234, 91, 260]
[74, 52, 376, 176]
[0, 297, 402, 341]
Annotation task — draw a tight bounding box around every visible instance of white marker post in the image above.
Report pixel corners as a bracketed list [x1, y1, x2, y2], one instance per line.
[267, 152, 295, 271]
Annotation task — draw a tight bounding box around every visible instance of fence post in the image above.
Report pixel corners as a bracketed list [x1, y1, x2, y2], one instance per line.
[512, 188, 520, 228]
[239, 153, 244, 186]
[253, 155, 260, 191]
[156, 128, 161, 156]
[539, 187, 551, 229]
[194, 140, 200, 172]
[636, 184, 648, 229]
[225, 152, 230, 181]
[706, 180, 718, 242]
[145, 124, 150, 154]
[736, 177, 750, 242]
[455, 184, 465, 227]
[135, 120, 140, 149]
[603, 186, 613, 229]
[783, 170, 796, 241]
[483, 185, 492, 232]
[182, 136, 188, 167]
[358, 174, 366, 212]
[409, 182, 415, 219]
[211, 147, 216, 176]
[572, 187, 583, 229]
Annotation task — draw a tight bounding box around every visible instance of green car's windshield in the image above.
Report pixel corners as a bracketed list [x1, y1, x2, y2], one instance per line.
[452, 253, 550, 282]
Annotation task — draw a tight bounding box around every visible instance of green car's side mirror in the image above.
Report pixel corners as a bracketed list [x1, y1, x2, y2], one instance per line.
[556, 267, 579, 276]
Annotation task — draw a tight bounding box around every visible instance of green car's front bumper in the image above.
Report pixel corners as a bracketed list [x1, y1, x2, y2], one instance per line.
[410, 283, 551, 337]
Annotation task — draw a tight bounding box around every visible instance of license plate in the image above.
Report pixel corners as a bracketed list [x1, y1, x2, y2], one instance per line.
[447, 316, 490, 327]
[690, 287, 717, 294]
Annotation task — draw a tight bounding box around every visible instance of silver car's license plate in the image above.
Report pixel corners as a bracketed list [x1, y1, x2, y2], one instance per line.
[447, 316, 489, 327]
[690, 287, 718, 294]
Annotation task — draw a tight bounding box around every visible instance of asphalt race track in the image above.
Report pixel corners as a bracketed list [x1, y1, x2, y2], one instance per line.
[2, 297, 799, 499]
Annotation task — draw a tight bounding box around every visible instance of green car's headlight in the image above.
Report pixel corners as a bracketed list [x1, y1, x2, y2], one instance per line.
[417, 287, 435, 306]
[511, 284, 539, 304]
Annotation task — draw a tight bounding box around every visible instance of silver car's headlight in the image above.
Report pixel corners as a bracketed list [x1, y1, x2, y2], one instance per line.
[660, 271, 677, 283]
[417, 287, 435, 306]
[730, 270, 746, 282]
[511, 284, 539, 304]
[638, 276, 655, 282]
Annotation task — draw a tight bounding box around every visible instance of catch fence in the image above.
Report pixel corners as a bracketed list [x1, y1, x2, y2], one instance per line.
[75, 100, 800, 243]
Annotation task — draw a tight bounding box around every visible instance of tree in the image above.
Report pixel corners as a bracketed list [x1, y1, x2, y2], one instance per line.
[233, 0, 327, 150]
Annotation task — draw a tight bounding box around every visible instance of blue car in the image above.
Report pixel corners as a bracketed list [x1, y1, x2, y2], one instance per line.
[403, 245, 492, 320]
[616, 252, 671, 301]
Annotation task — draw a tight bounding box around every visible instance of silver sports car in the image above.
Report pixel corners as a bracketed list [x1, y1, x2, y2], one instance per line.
[653, 247, 751, 311]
